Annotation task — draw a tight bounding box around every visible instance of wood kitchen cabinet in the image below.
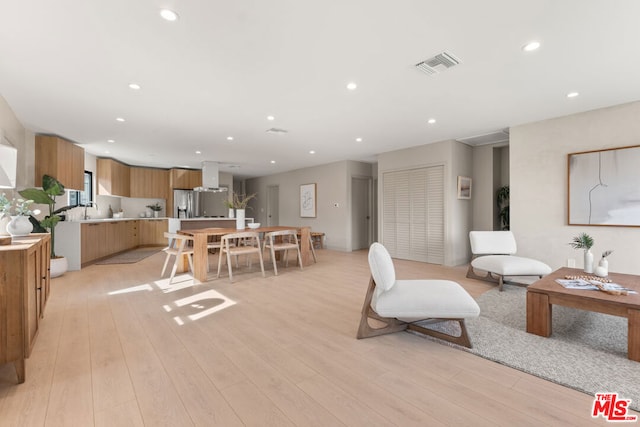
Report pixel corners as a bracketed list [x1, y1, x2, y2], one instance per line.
[81, 220, 142, 265]
[97, 158, 131, 197]
[130, 167, 170, 199]
[170, 168, 202, 189]
[138, 219, 168, 246]
[35, 135, 85, 190]
[0, 234, 51, 383]
[81, 222, 107, 264]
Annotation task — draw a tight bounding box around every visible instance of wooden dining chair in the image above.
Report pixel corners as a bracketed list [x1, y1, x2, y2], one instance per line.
[216, 231, 265, 282]
[161, 232, 195, 284]
[263, 229, 303, 275]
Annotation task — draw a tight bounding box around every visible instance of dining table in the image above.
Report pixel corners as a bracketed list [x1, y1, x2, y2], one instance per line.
[179, 225, 313, 282]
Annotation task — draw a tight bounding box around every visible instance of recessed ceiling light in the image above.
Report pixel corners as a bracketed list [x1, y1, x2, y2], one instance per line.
[160, 9, 179, 21]
[270, 160, 276, 164]
[116, 117, 125, 122]
[105, 150, 110, 154]
[355, 137, 363, 142]
[309, 150, 316, 154]
[567, 92, 580, 98]
[107, 139, 115, 143]
[128, 83, 141, 90]
[195, 150, 201, 154]
[522, 41, 541, 52]
[427, 118, 436, 124]
[267, 115, 275, 121]
[347, 82, 357, 91]
[227, 136, 234, 141]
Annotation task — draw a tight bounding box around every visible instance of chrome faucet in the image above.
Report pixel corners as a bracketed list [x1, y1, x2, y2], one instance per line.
[83, 201, 98, 220]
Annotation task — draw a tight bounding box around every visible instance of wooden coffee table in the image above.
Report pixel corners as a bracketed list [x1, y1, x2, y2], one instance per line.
[526, 267, 640, 362]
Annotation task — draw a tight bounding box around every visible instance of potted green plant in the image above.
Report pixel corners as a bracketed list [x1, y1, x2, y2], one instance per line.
[496, 185, 509, 230]
[19, 175, 72, 277]
[569, 232, 594, 274]
[146, 202, 163, 218]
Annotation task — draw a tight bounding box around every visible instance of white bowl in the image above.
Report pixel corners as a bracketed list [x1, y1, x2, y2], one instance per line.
[248, 223, 261, 229]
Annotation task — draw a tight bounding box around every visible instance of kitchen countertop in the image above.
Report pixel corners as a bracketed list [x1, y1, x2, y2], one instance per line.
[70, 217, 169, 223]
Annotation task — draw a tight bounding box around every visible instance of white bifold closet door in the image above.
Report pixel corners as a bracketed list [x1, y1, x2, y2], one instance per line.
[382, 166, 444, 264]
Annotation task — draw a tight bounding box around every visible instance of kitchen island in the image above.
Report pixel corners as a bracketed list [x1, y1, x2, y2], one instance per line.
[56, 217, 251, 270]
[56, 217, 169, 270]
[167, 217, 252, 233]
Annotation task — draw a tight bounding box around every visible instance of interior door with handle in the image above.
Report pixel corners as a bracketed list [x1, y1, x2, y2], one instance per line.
[266, 185, 279, 226]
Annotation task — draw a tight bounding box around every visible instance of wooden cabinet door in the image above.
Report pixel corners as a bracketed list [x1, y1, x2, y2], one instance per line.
[138, 219, 167, 245]
[81, 223, 107, 263]
[25, 246, 39, 357]
[97, 158, 130, 197]
[35, 135, 85, 190]
[171, 168, 202, 189]
[130, 167, 170, 199]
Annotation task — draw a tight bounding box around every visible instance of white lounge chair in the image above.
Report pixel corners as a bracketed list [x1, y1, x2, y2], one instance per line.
[467, 231, 552, 291]
[357, 242, 480, 348]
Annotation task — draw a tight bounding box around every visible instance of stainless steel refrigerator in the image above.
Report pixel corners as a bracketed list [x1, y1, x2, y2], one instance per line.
[173, 189, 194, 218]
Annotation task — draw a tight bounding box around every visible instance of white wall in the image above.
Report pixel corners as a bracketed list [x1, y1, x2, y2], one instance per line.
[377, 139, 473, 266]
[0, 95, 33, 194]
[246, 160, 374, 251]
[511, 101, 640, 274]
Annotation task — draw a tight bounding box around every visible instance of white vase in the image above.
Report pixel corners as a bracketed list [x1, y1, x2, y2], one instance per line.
[583, 249, 594, 274]
[0, 215, 10, 236]
[7, 215, 33, 237]
[153, 211, 159, 218]
[236, 209, 245, 229]
[228, 208, 235, 219]
[595, 257, 609, 277]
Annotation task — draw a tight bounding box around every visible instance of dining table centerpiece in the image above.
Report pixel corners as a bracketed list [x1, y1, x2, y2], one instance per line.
[231, 192, 256, 229]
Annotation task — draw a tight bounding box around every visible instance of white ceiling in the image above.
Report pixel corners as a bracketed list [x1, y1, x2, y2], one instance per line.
[1, 1, 640, 179]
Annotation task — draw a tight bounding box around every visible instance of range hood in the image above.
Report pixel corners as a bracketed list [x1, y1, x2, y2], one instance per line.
[196, 161, 228, 192]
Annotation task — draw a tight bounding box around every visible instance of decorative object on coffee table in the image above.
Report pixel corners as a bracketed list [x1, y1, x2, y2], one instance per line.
[569, 232, 594, 273]
[595, 250, 613, 277]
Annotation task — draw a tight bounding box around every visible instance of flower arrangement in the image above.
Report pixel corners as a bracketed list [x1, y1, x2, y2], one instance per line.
[13, 198, 34, 216]
[231, 192, 257, 210]
[0, 193, 11, 218]
[0, 194, 34, 217]
[569, 232, 594, 250]
[146, 202, 162, 212]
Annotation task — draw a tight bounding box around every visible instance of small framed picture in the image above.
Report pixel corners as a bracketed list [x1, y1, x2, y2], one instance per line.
[300, 183, 317, 217]
[457, 176, 472, 199]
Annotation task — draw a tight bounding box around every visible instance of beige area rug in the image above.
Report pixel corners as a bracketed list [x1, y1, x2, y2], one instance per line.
[414, 284, 639, 411]
[95, 248, 163, 265]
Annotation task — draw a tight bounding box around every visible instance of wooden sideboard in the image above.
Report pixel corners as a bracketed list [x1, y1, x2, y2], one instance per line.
[0, 234, 51, 383]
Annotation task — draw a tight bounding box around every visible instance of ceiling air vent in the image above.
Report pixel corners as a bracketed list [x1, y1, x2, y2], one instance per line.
[456, 129, 510, 146]
[266, 128, 288, 134]
[415, 51, 461, 75]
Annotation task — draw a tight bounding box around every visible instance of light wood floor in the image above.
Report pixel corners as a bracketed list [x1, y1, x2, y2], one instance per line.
[0, 249, 628, 426]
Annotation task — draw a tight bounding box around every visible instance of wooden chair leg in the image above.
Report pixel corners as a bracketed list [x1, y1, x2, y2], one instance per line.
[357, 277, 408, 339]
[466, 265, 504, 291]
[407, 319, 473, 348]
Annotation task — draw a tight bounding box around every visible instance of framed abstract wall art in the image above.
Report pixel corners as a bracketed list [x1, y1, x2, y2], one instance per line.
[568, 145, 640, 226]
[300, 183, 317, 217]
